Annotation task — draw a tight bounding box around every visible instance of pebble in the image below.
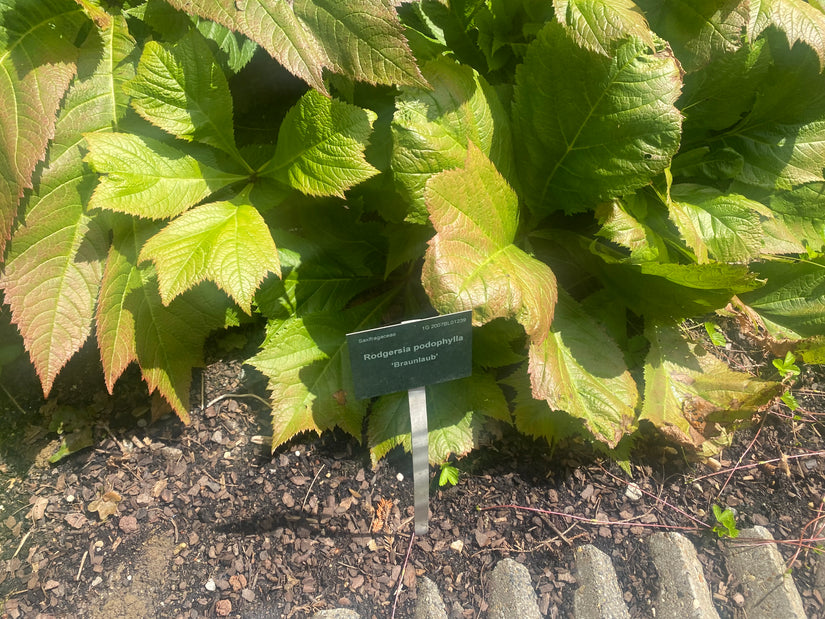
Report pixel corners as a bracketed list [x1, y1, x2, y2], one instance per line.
[205, 578, 216, 592]
[450, 539, 464, 552]
[625, 483, 643, 501]
[396, 472, 404, 482]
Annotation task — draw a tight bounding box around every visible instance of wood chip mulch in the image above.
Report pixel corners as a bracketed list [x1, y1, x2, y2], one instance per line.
[1, 340, 825, 619]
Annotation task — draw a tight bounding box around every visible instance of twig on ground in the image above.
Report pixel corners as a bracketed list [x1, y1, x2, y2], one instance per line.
[13, 528, 32, 559]
[690, 450, 825, 483]
[390, 531, 416, 619]
[76, 550, 88, 581]
[718, 415, 766, 498]
[205, 392, 272, 410]
[0, 381, 26, 416]
[301, 464, 325, 513]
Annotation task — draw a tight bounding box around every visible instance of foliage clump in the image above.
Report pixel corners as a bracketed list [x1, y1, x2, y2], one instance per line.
[1, 0, 824, 465]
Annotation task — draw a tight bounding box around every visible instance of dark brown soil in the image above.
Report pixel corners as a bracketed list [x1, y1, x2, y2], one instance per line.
[2, 334, 825, 619]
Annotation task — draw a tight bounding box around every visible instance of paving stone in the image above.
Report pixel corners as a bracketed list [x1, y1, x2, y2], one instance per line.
[648, 531, 719, 619]
[573, 544, 630, 619]
[486, 558, 541, 619]
[310, 611, 361, 619]
[723, 525, 806, 619]
[414, 576, 448, 619]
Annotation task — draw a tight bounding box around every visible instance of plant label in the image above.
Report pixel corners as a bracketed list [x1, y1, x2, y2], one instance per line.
[346, 310, 472, 400]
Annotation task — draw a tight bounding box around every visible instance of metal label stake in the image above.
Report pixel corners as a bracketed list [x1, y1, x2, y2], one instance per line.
[345, 310, 473, 538]
[407, 386, 429, 535]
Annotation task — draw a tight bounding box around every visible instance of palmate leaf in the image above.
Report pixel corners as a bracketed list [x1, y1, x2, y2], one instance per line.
[139, 200, 280, 313]
[422, 143, 557, 343]
[391, 57, 514, 223]
[258, 90, 379, 197]
[162, 0, 426, 94]
[635, 0, 748, 71]
[0, 0, 87, 258]
[641, 323, 780, 449]
[97, 218, 230, 420]
[513, 21, 682, 214]
[248, 297, 392, 449]
[368, 372, 509, 465]
[528, 291, 638, 449]
[0, 15, 134, 397]
[667, 184, 768, 263]
[84, 132, 247, 218]
[125, 30, 245, 164]
[554, 0, 655, 56]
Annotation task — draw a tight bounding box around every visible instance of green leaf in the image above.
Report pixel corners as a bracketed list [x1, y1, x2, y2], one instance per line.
[194, 19, 257, 74]
[595, 199, 665, 263]
[162, 0, 426, 94]
[501, 365, 588, 446]
[704, 321, 727, 346]
[258, 90, 379, 197]
[668, 184, 767, 263]
[0, 0, 87, 258]
[513, 22, 682, 213]
[739, 258, 825, 340]
[139, 201, 280, 313]
[554, 0, 655, 56]
[712, 504, 739, 538]
[640, 323, 781, 448]
[438, 463, 460, 487]
[125, 30, 245, 164]
[368, 372, 509, 465]
[772, 350, 800, 377]
[391, 57, 514, 223]
[85, 132, 247, 219]
[472, 319, 527, 368]
[762, 183, 825, 252]
[636, 0, 748, 72]
[96, 218, 229, 419]
[248, 300, 390, 449]
[528, 291, 638, 449]
[749, 0, 825, 69]
[0, 17, 134, 396]
[422, 143, 557, 343]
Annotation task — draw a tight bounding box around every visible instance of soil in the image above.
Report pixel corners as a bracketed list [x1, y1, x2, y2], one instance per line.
[2, 326, 825, 619]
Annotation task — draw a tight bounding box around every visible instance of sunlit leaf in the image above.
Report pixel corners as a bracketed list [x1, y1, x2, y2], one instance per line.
[0, 17, 134, 396]
[555, 0, 655, 55]
[423, 143, 557, 343]
[125, 30, 244, 163]
[513, 21, 682, 213]
[640, 323, 780, 449]
[528, 291, 638, 448]
[258, 90, 378, 197]
[140, 200, 280, 313]
[85, 132, 247, 219]
[391, 57, 514, 223]
[0, 0, 86, 258]
[161, 0, 426, 93]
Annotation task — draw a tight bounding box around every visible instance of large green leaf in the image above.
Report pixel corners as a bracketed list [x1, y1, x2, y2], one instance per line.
[762, 183, 825, 252]
[139, 200, 280, 313]
[749, 0, 825, 68]
[501, 366, 587, 446]
[161, 0, 426, 94]
[391, 57, 514, 223]
[554, 0, 655, 56]
[0, 0, 86, 259]
[258, 90, 379, 197]
[248, 299, 391, 449]
[422, 143, 557, 343]
[640, 323, 780, 449]
[125, 30, 245, 165]
[85, 132, 247, 218]
[636, 0, 748, 72]
[368, 372, 509, 465]
[738, 257, 825, 340]
[513, 21, 682, 213]
[0, 16, 134, 396]
[528, 291, 638, 449]
[97, 218, 229, 419]
[667, 184, 768, 263]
